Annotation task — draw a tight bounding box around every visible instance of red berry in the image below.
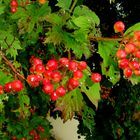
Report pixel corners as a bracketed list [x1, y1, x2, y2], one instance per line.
[116, 49, 127, 59]
[46, 59, 58, 70]
[29, 129, 35, 136]
[37, 125, 45, 132]
[134, 69, 140, 76]
[12, 80, 23, 92]
[43, 69, 52, 79]
[125, 43, 136, 54]
[78, 61, 87, 70]
[35, 64, 45, 73]
[50, 91, 59, 101]
[134, 30, 140, 41]
[21, 138, 25, 140]
[36, 74, 43, 82]
[124, 67, 133, 78]
[114, 21, 125, 33]
[29, 66, 35, 73]
[0, 85, 4, 95]
[10, 0, 18, 7]
[10, 7, 17, 13]
[27, 75, 39, 87]
[91, 73, 101, 83]
[42, 78, 50, 85]
[51, 71, 62, 82]
[118, 58, 129, 69]
[4, 82, 12, 93]
[11, 136, 17, 140]
[32, 58, 42, 66]
[56, 86, 66, 96]
[129, 60, 140, 70]
[59, 57, 69, 67]
[68, 60, 78, 72]
[67, 78, 79, 90]
[42, 83, 54, 94]
[73, 70, 83, 79]
[135, 50, 140, 58]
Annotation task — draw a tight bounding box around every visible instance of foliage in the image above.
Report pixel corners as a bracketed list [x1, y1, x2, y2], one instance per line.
[0, 0, 140, 139]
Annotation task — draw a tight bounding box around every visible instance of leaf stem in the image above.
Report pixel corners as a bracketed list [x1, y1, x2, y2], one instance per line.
[70, 0, 78, 13]
[0, 51, 25, 80]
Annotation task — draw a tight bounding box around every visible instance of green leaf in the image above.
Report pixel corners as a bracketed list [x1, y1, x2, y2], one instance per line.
[27, 20, 35, 33]
[0, 5, 5, 15]
[20, 95, 30, 106]
[56, 0, 72, 10]
[45, 25, 63, 45]
[73, 5, 100, 25]
[72, 16, 91, 30]
[37, 2, 51, 17]
[98, 41, 120, 85]
[46, 13, 64, 25]
[0, 71, 13, 85]
[128, 75, 140, 85]
[124, 22, 140, 36]
[81, 83, 101, 109]
[56, 88, 84, 122]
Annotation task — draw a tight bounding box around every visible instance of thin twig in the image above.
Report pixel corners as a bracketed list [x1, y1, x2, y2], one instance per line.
[0, 51, 25, 80]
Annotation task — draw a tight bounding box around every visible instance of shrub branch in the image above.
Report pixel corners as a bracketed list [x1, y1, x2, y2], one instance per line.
[0, 51, 25, 80]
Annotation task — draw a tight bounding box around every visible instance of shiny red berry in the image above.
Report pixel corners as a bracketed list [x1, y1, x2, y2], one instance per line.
[12, 80, 23, 92]
[59, 57, 69, 67]
[50, 91, 59, 101]
[114, 21, 125, 33]
[35, 64, 45, 73]
[68, 60, 78, 72]
[124, 67, 133, 78]
[4, 82, 12, 93]
[10, 0, 18, 7]
[118, 58, 129, 69]
[51, 71, 62, 82]
[67, 78, 79, 90]
[134, 30, 140, 41]
[10, 7, 17, 13]
[73, 70, 83, 79]
[0, 85, 4, 95]
[91, 73, 101, 83]
[78, 61, 87, 70]
[56, 86, 66, 96]
[116, 49, 127, 59]
[42, 83, 54, 94]
[125, 43, 136, 54]
[46, 59, 58, 70]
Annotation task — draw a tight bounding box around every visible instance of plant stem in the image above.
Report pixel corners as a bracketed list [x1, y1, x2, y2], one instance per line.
[0, 51, 25, 80]
[89, 35, 123, 42]
[70, 0, 78, 13]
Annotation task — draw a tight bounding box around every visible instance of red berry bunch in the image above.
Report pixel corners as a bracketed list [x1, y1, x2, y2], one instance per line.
[0, 80, 23, 95]
[10, 0, 18, 13]
[116, 29, 140, 78]
[27, 56, 102, 101]
[29, 125, 46, 140]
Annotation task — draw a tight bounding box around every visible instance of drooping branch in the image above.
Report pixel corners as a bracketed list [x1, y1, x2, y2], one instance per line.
[0, 51, 25, 80]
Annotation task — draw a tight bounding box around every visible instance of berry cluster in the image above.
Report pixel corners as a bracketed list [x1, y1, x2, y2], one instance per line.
[101, 86, 112, 99]
[27, 56, 101, 101]
[115, 22, 140, 78]
[29, 125, 47, 140]
[11, 125, 48, 140]
[0, 80, 23, 95]
[10, 0, 18, 13]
